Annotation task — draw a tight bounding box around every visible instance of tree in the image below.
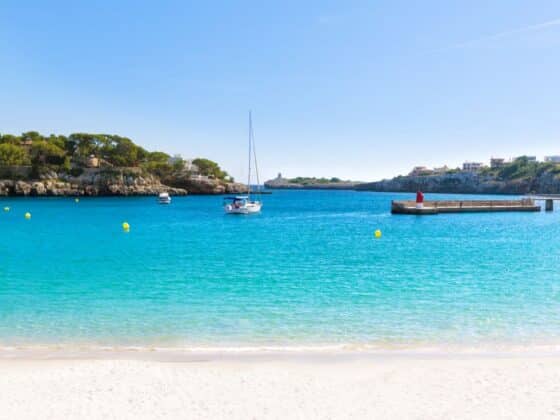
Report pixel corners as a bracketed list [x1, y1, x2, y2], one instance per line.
[47, 134, 67, 150]
[21, 131, 42, 142]
[0, 131, 234, 182]
[69, 133, 98, 158]
[498, 158, 538, 180]
[31, 141, 66, 165]
[147, 151, 170, 163]
[171, 158, 185, 171]
[0, 134, 20, 145]
[144, 162, 173, 178]
[111, 137, 140, 166]
[0, 143, 29, 165]
[192, 158, 226, 179]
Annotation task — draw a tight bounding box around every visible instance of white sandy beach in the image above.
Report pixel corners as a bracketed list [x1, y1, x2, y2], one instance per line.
[1, 352, 560, 419]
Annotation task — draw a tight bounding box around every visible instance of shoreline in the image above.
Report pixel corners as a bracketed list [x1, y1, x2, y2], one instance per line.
[5, 342, 560, 361]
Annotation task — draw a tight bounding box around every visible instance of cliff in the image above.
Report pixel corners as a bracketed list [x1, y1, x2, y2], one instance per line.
[163, 173, 247, 195]
[0, 168, 245, 197]
[355, 171, 560, 194]
[0, 131, 242, 196]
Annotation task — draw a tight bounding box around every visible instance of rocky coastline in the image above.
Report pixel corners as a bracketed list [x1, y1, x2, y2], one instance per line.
[163, 173, 247, 195]
[265, 164, 560, 195]
[0, 131, 249, 197]
[0, 168, 246, 197]
[354, 172, 560, 195]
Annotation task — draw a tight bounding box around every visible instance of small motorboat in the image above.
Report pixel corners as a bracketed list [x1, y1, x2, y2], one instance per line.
[158, 192, 171, 204]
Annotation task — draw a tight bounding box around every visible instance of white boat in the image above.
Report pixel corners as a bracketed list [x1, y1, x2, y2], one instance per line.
[224, 196, 262, 214]
[224, 112, 263, 215]
[158, 192, 171, 204]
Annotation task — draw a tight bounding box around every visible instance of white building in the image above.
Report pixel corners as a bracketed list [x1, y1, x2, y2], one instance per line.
[462, 161, 484, 172]
[168, 154, 184, 165]
[409, 166, 432, 176]
[490, 158, 506, 168]
[544, 156, 560, 163]
[184, 159, 199, 173]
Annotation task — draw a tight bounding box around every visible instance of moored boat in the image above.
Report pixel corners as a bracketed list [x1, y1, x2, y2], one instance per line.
[158, 192, 171, 204]
[224, 196, 262, 214]
[224, 111, 263, 215]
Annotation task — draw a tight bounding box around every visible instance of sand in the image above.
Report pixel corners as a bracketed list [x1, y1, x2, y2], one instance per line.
[1, 352, 560, 419]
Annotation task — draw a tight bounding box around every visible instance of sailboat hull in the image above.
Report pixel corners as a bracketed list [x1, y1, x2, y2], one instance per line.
[224, 111, 263, 215]
[224, 202, 262, 215]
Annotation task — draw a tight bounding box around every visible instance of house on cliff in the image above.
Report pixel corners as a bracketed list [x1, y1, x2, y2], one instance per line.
[462, 162, 484, 172]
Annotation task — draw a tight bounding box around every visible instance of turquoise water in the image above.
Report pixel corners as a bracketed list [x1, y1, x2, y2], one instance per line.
[1, 190, 560, 348]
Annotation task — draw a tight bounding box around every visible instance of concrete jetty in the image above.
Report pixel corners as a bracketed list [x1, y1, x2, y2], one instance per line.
[525, 195, 560, 212]
[391, 199, 540, 215]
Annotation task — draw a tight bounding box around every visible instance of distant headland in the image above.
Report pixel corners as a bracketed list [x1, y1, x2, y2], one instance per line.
[268, 155, 560, 195]
[0, 132, 246, 196]
[356, 155, 560, 194]
[264, 173, 360, 190]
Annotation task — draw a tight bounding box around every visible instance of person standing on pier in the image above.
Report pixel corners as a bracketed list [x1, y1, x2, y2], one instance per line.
[416, 190, 424, 209]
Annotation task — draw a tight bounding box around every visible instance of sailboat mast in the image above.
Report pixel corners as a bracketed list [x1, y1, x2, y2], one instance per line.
[252, 124, 261, 192]
[247, 111, 252, 200]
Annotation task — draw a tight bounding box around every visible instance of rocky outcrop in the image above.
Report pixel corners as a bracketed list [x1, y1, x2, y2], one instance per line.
[0, 167, 248, 196]
[0, 169, 187, 197]
[355, 172, 560, 194]
[163, 174, 247, 195]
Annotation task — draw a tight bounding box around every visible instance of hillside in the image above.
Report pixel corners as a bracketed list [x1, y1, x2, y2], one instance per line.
[0, 132, 245, 196]
[355, 157, 560, 194]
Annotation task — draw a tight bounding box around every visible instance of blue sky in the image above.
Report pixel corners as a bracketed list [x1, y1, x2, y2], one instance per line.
[1, 0, 560, 181]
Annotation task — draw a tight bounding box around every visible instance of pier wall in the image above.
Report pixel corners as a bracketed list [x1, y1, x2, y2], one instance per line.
[391, 199, 540, 215]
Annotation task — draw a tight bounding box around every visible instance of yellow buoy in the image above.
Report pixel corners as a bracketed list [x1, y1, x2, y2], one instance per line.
[374, 229, 382, 238]
[122, 222, 130, 231]
[3, 207, 9, 212]
[25, 212, 31, 220]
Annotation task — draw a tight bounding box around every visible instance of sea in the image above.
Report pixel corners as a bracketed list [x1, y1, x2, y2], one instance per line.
[1, 190, 559, 351]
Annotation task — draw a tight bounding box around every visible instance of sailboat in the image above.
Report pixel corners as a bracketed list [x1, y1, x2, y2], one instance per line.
[224, 112, 263, 215]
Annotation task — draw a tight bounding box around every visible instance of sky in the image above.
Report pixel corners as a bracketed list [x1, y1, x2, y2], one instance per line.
[1, 0, 560, 182]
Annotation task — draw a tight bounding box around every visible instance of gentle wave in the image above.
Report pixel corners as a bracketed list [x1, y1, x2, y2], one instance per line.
[4, 342, 560, 358]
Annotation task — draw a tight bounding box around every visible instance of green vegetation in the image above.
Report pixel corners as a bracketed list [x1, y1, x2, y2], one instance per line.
[0, 132, 153, 170]
[409, 156, 560, 181]
[31, 141, 66, 165]
[444, 168, 461, 174]
[192, 158, 229, 180]
[479, 156, 560, 180]
[0, 143, 30, 165]
[287, 177, 350, 185]
[0, 131, 231, 181]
